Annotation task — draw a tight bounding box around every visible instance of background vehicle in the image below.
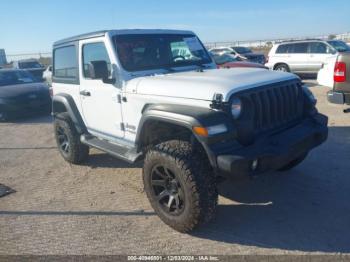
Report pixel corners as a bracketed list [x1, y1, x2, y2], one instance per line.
[0, 69, 51, 121]
[43, 65, 52, 86]
[327, 52, 350, 107]
[208, 46, 246, 60]
[211, 53, 267, 69]
[52, 29, 328, 233]
[208, 47, 236, 56]
[265, 40, 350, 74]
[317, 56, 337, 88]
[231, 46, 266, 64]
[12, 59, 45, 81]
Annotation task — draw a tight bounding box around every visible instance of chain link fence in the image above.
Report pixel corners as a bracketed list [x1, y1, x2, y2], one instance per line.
[4, 52, 52, 67]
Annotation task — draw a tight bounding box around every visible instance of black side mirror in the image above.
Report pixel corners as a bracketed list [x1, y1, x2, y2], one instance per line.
[88, 61, 114, 84]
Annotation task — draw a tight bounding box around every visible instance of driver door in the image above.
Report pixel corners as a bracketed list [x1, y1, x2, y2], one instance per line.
[79, 39, 124, 140]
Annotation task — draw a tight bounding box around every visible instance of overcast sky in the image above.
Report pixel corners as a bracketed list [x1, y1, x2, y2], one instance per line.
[1, 0, 349, 54]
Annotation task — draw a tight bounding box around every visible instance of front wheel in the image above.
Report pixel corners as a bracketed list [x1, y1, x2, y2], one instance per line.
[54, 113, 89, 164]
[143, 140, 218, 233]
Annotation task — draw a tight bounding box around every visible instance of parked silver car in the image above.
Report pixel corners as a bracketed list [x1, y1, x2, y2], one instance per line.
[265, 40, 350, 74]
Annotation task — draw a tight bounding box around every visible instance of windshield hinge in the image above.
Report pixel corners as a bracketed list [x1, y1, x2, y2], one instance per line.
[117, 94, 122, 103]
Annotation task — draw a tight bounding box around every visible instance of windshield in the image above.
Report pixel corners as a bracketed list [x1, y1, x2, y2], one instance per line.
[232, 47, 251, 54]
[327, 40, 350, 52]
[212, 54, 238, 65]
[0, 70, 36, 86]
[114, 34, 212, 72]
[18, 61, 42, 69]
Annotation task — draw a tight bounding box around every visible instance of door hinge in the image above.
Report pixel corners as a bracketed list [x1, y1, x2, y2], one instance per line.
[117, 94, 122, 103]
[120, 123, 125, 131]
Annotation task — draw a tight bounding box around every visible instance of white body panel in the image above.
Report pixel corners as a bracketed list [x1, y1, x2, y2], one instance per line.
[43, 66, 52, 86]
[78, 36, 125, 140]
[317, 56, 336, 88]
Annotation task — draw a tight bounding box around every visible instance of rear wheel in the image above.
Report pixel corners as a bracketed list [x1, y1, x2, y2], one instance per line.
[143, 140, 218, 233]
[275, 64, 290, 72]
[278, 153, 308, 171]
[54, 113, 89, 164]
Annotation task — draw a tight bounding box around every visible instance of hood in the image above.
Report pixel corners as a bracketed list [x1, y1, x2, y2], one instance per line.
[131, 68, 298, 101]
[0, 82, 49, 99]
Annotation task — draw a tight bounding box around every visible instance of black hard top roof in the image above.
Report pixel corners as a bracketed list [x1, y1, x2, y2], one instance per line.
[53, 30, 108, 46]
[53, 29, 194, 47]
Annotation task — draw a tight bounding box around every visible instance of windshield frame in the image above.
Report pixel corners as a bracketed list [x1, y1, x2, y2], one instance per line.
[0, 70, 37, 87]
[113, 33, 213, 72]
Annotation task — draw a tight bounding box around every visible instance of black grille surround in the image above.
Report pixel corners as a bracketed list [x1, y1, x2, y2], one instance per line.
[233, 79, 305, 136]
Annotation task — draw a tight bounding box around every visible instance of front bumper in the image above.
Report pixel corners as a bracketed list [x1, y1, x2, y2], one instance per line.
[216, 114, 328, 177]
[327, 90, 350, 105]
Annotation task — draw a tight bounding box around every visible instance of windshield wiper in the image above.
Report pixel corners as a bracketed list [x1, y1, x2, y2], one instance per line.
[193, 62, 209, 72]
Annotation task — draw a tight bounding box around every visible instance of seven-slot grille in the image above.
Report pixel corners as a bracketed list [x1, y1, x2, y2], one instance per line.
[239, 80, 304, 133]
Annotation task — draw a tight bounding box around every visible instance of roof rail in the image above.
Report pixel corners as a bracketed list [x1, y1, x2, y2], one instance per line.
[276, 38, 324, 44]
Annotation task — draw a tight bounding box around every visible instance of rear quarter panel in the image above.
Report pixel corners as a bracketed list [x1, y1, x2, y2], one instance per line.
[334, 52, 350, 93]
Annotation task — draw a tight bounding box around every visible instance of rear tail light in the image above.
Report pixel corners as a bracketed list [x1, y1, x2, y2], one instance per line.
[334, 62, 346, 82]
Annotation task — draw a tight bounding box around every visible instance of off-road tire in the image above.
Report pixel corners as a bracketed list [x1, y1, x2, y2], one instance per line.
[143, 140, 218, 233]
[278, 152, 308, 171]
[54, 112, 89, 164]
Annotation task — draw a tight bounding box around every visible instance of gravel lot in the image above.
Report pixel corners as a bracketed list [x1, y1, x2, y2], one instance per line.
[0, 80, 349, 255]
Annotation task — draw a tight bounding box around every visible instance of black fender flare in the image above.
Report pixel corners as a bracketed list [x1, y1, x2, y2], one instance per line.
[52, 94, 87, 134]
[136, 104, 235, 168]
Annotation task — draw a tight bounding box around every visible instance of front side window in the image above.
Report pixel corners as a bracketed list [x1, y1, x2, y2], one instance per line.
[0, 70, 36, 87]
[276, 44, 289, 54]
[114, 34, 211, 72]
[82, 42, 111, 78]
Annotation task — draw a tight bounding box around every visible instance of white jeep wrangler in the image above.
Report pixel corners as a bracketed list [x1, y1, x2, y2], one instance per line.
[52, 29, 328, 232]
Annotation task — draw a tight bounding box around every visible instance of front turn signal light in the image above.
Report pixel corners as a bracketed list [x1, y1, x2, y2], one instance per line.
[193, 126, 209, 137]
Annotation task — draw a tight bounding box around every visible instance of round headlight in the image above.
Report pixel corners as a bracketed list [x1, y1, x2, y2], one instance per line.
[231, 97, 242, 119]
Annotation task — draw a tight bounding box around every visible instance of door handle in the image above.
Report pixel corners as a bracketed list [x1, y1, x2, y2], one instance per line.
[80, 90, 91, 96]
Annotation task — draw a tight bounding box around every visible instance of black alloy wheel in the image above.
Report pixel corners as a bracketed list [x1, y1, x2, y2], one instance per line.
[150, 165, 185, 215]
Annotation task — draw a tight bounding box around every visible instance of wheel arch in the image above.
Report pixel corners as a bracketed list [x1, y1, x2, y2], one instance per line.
[135, 104, 234, 168]
[273, 62, 290, 71]
[52, 94, 87, 134]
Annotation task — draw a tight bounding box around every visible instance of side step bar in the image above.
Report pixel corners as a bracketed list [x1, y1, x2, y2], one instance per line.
[80, 134, 142, 163]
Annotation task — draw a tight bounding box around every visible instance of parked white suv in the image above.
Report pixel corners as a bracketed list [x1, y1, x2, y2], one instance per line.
[265, 40, 350, 74]
[52, 29, 328, 232]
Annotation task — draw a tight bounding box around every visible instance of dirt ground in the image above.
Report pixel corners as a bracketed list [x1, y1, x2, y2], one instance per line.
[0, 80, 349, 255]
